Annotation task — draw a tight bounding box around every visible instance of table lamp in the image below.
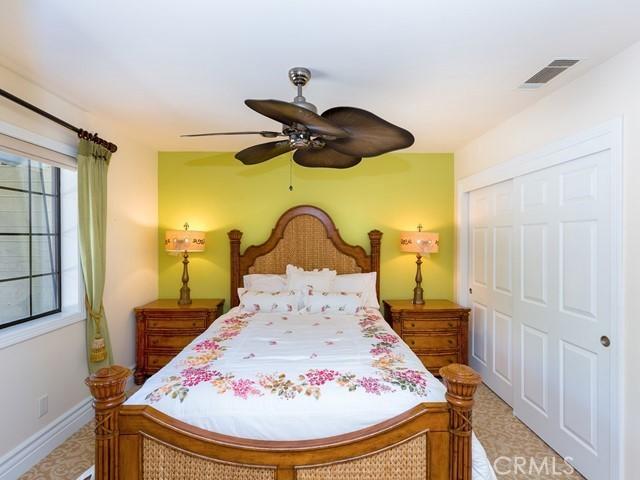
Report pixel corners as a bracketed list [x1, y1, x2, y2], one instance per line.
[165, 222, 206, 305]
[399, 225, 439, 305]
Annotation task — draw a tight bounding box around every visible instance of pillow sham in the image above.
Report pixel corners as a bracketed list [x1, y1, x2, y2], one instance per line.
[238, 289, 299, 313]
[302, 290, 365, 315]
[286, 264, 336, 293]
[243, 274, 287, 292]
[333, 272, 379, 308]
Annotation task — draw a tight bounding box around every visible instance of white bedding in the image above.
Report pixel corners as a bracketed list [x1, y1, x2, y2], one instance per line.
[128, 307, 496, 480]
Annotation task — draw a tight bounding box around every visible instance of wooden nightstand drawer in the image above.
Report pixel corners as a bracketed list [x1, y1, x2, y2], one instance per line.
[404, 334, 458, 349]
[403, 318, 459, 331]
[146, 316, 206, 330]
[384, 299, 470, 375]
[135, 298, 224, 384]
[147, 334, 195, 350]
[416, 352, 458, 369]
[147, 353, 177, 369]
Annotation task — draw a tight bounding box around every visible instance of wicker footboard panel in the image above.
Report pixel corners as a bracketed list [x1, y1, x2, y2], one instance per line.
[142, 437, 276, 480]
[142, 434, 427, 480]
[296, 435, 427, 480]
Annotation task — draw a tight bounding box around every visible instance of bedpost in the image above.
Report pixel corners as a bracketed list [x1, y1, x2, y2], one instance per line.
[228, 229, 243, 307]
[439, 364, 481, 480]
[85, 365, 131, 480]
[368, 229, 383, 299]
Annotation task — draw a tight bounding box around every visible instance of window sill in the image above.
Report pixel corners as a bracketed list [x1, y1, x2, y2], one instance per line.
[0, 308, 84, 350]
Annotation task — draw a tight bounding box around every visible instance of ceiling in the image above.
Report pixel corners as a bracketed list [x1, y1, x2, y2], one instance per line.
[1, 0, 639, 152]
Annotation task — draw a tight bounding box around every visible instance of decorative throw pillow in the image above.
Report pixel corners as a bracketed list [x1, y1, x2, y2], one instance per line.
[243, 274, 287, 292]
[333, 272, 380, 308]
[302, 290, 365, 315]
[286, 264, 337, 293]
[238, 290, 299, 313]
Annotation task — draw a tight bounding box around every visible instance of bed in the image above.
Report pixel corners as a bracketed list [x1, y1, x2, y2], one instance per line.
[86, 205, 492, 480]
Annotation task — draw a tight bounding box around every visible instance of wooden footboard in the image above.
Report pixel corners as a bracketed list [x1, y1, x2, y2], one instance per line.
[86, 364, 480, 480]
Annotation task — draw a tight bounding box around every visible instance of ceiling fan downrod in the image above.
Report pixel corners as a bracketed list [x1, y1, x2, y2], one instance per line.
[288, 67, 317, 113]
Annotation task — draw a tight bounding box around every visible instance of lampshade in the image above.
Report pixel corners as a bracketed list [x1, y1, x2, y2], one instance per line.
[399, 231, 439, 254]
[165, 229, 206, 253]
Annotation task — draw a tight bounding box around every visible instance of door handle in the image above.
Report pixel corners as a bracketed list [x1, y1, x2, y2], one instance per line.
[600, 336, 611, 347]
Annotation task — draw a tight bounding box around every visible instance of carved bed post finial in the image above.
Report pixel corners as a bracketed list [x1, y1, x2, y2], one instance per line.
[368, 229, 383, 298]
[228, 229, 243, 307]
[85, 365, 131, 480]
[439, 364, 482, 480]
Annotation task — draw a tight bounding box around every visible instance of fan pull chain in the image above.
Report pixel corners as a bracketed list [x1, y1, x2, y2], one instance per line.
[289, 155, 294, 191]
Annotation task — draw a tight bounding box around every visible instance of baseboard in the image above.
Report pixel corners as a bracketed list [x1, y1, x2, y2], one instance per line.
[0, 363, 138, 480]
[0, 396, 93, 480]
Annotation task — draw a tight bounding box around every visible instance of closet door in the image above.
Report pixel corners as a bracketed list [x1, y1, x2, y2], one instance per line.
[512, 150, 612, 479]
[468, 180, 514, 404]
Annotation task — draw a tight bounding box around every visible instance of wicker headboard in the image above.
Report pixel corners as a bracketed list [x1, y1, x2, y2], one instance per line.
[227, 205, 382, 307]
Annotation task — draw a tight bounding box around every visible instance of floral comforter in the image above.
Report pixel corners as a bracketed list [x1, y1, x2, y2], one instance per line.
[129, 307, 438, 438]
[126, 307, 496, 479]
[128, 307, 496, 479]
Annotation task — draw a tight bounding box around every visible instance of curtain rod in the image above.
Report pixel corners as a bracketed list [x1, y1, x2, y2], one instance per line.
[0, 87, 118, 153]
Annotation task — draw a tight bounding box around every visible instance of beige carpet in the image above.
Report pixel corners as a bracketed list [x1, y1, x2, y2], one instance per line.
[19, 383, 584, 480]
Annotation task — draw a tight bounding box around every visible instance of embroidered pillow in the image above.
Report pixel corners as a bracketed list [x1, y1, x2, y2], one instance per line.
[286, 264, 337, 293]
[243, 274, 287, 292]
[302, 290, 365, 315]
[238, 290, 299, 313]
[333, 272, 379, 308]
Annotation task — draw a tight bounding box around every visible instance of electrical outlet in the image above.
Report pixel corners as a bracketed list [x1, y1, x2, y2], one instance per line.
[38, 394, 48, 418]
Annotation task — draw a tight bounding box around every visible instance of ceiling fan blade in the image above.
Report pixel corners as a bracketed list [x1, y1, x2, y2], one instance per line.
[181, 131, 282, 138]
[293, 147, 361, 169]
[245, 99, 348, 138]
[321, 107, 414, 157]
[235, 140, 293, 165]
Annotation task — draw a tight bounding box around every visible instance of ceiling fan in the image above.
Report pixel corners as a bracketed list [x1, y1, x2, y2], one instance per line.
[181, 67, 415, 168]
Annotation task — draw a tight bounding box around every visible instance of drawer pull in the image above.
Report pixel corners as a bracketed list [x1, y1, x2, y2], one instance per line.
[448, 339, 454, 344]
[448, 322, 454, 327]
[151, 358, 158, 364]
[410, 340, 415, 345]
[411, 323, 416, 328]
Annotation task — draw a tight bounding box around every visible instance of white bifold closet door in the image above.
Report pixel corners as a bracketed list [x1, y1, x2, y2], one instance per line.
[467, 149, 612, 479]
[469, 180, 515, 405]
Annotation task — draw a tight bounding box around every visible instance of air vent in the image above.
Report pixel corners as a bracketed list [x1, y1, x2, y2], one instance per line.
[520, 59, 580, 89]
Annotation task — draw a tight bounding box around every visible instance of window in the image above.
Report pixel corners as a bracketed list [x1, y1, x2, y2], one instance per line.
[0, 149, 61, 329]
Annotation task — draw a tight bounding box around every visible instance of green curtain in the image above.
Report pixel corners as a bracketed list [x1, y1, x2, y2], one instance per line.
[77, 139, 113, 372]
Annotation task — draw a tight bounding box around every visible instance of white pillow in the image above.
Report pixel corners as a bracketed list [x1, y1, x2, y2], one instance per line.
[302, 290, 365, 315]
[333, 272, 379, 308]
[243, 274, 287, 292]
[286, 264, 336, 292]
[238, 290, 299, 313]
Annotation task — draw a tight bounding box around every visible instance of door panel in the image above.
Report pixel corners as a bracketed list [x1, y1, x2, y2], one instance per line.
[468, 180, 514, 404]
[471, 301, 488, 365]
[520, 324, 548, 415]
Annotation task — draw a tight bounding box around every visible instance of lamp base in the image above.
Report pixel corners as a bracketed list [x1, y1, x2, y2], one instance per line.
[412, 253, 425, 305]
[412, 286, 425, 305]
[177, 251, 192, 305]
[178, 285, 192, 305]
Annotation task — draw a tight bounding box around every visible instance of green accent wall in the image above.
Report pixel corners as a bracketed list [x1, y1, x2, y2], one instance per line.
[158, 152, 454, 310]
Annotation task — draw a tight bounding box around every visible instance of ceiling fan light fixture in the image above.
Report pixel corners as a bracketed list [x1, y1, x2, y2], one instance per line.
[289, 131, 311, 149]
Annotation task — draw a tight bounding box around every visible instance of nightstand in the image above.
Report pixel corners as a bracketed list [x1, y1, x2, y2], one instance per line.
[383, 299, 470, 376]
[134, 299, 224, 385]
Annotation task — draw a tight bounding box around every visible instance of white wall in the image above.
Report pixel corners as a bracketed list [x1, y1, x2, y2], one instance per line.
[455, 40, 640, 479]
[0, 63, 158, 470]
